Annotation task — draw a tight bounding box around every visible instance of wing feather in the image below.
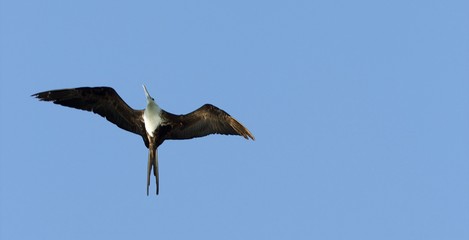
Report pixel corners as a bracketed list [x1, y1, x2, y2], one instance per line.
[32, 87, 146, 138]
[163, 104, 254, 140]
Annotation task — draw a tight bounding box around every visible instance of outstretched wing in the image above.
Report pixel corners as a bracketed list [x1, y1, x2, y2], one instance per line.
[32, 87, 146, 138]
[163, 104, 255, 140]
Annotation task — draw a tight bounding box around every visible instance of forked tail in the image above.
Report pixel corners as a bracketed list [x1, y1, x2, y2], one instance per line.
[146, 148, 159, 195]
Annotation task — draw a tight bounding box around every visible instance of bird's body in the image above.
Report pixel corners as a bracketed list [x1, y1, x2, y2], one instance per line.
[143, 101, 162, 137]
[32, 86, 254, 195]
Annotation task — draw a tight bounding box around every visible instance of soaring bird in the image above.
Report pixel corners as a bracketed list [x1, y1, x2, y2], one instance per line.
[32, 85, 254, 195]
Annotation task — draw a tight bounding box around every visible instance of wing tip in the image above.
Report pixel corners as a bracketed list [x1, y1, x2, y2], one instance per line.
[228, 116, 255, 141]
[31, 91, 42, 98]
[240, 129, 255, 141]
[31, 91, 50, 101]
[246, 132, 256, 141]
[234, 122, 255, 141]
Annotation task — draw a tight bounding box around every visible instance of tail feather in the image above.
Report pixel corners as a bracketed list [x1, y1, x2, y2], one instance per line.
[146, 151, 152, 196]
[154, 149, 159, 195]
[146, 148, 159, 196]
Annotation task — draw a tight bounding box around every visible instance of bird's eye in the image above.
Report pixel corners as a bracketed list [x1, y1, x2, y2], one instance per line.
[152, 98, 155, 101]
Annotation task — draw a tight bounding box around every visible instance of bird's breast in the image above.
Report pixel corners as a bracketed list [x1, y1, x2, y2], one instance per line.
[143, 104, 162, 137]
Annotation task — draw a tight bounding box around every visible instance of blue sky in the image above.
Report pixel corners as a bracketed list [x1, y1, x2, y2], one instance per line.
[1, 0, 468, 239]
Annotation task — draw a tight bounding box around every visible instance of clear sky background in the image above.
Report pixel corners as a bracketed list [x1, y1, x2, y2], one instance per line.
[1, 0, 468, 239]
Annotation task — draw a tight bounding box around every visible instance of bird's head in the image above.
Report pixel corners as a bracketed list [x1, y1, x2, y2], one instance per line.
[142, 84, 155, 103]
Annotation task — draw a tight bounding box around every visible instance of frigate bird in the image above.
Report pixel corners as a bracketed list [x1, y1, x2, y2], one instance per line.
[32, 85, 254, 195]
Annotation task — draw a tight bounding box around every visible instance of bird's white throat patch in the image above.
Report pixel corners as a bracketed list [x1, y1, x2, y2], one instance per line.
[143, 102, 162, 137]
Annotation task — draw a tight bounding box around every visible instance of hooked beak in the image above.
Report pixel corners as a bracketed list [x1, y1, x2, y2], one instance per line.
[142, 84, 152, 100]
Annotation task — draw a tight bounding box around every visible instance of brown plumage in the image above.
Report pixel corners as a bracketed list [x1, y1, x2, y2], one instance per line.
[32, 86, 254, 195]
